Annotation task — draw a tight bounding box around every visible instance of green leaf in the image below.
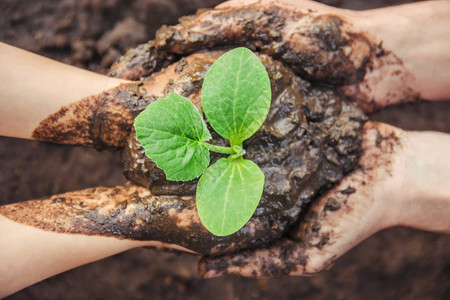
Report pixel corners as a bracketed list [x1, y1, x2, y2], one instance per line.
[196, 157, 265, 236]
[134, 93, 211, 181]
[202, 47, 271, 146]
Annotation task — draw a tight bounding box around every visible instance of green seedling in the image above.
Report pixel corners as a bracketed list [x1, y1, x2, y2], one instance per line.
[134, 47, 271, 236]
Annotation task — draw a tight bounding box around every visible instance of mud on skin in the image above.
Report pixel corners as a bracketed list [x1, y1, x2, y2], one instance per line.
[113, 4, 367, 84]
[4, 49, 366, 255]
[32, 82, 158, 149]
[0, 184, 274, 255]
[108, 41, 177, 81]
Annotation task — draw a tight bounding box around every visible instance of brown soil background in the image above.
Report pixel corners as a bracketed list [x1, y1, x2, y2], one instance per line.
[1, 0, 449, 299]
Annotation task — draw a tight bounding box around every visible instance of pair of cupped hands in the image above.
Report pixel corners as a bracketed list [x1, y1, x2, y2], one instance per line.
[3, 0, 450, 280]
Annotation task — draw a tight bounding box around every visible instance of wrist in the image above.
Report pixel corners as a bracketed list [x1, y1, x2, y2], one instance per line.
[354, 1, 450, 101]
[396, 130, 450, 233]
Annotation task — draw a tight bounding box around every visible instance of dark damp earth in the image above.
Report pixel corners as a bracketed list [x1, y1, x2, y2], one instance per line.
[0, 0, 449, 299]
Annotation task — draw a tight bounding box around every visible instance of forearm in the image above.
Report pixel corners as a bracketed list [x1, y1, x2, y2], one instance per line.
[0, 183, 203, 296]
[0, 216, 144, 297]
[356, 0, 450, 101]
[0, 214, 197, 297]
[0, 42, 129, 140]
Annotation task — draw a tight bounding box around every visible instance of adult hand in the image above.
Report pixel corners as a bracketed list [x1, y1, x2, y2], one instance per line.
[111, 0, 450, 112]
[198, 121, 450, 278]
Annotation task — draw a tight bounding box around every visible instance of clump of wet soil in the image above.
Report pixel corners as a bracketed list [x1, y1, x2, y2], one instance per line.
[122, 51, 366, 254]
[0, 0, 449, 299]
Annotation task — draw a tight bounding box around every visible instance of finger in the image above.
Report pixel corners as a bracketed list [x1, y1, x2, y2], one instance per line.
[199, 238, 312, 278]
[199, 121, 407, 278]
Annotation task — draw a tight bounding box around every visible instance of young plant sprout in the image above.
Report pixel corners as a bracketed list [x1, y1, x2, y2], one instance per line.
[134, 47, 271, 236]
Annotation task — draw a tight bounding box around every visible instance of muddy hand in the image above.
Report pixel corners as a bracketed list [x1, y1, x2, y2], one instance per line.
[199, 122, 450, 278]
[111, 0, 450, 113]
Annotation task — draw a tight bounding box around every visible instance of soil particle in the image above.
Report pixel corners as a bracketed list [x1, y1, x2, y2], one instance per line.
[340, 186, 355, 194]
[324, 198, 341, 211]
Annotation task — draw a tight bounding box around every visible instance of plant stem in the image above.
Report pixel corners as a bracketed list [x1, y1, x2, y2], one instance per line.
[231, 145, 246, 157]
[203, 142, 236, 155]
